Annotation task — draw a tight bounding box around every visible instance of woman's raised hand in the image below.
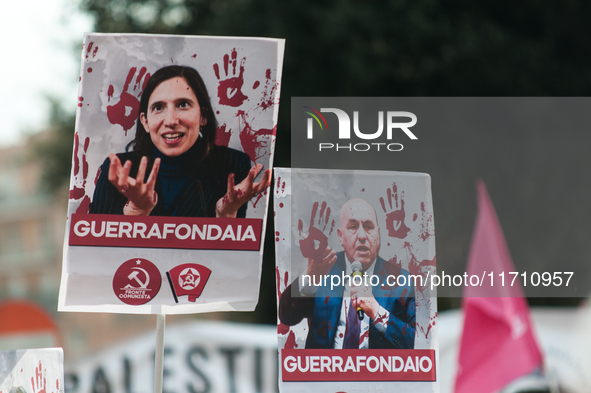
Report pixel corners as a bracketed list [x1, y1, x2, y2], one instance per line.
[216, 163, 272, 218]
[108, 154, 161, 216]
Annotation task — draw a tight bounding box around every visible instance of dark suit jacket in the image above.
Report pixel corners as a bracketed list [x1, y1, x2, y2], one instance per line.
[88, 146, 251, 217]
[279, 252, 416, 349]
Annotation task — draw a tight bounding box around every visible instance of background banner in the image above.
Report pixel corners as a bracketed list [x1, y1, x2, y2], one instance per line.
[59, 34, 284, 314]
[274, 168, 438, 392]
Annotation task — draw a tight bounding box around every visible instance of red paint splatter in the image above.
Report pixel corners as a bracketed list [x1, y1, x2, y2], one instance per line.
[276, 237, 280, 242]
[70, 135, 90, 202]
[276, 231, 280, 236]
[299, 201, 333, 261]
[83, 137, 90, 179]
[310, 201, 319, 226]
[214, 49, 248, 107]
[284, 330, 298, 349]
[359, 329, 369, 346]
[339, 333, 344, 338]
[78, 97, 83, 101]
[324, 296, 330, 305]
[300, 226, 327, 261]
[215, 124, 231, 147]
[78, 103, 83, 107]
[107, 67, 149, 134]
[417, 321, 435, 339]
[256, 68, 279, 111]
[69, 187, 85, 199]
[72, 133, 80, 176]
[192, 54, 197, 58]
[251, 190, 265, 208]
[92, 46, 98, 58]
[252, 81, 260, 89]
[404, 242, 436, 296]
[31, 360, 46, 393]
[237, 111, 276, 162]
[361, 188, 365, 192]
[379, 183, 410, 239]
[76, 195, 91, 214]
[85, 42, 94, 60]
[319, 201, 326, 224]
[279, 202, 284, 208]
[107, 85, 114, 101]
[276, 267, 281, 301]
[298, 219, 303, 235]
[87, 67, 93, 73]
[329, 219, 335, 235]
[284, 271, 289, 287]
[373, 311, 388, 326]
[418, 202, 435, 241]
[413, 213, 418, 221]
[134, 67, 147, 93]
[277, 322, 290, 335]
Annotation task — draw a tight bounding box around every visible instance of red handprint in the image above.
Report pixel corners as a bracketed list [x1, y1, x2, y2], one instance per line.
[85, 41, 98, 60]
[237, 111, 276, 162]
[299, 201, 336, 262]
[107, 67, 150, 135]
[213, 49, 248, 107]
[30, 361, 46, 393]
[215, 124, 232, 147]
[256, 68, 280, 111]
[379, 183, 410, 239]
[69, 133, 92, 213]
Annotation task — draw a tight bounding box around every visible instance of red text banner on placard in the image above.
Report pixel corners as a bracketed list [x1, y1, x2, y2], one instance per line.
[69, 214, 263, 251]
[281, 349, 436, 382]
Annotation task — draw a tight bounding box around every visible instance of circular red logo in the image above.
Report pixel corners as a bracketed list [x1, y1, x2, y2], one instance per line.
[112, 258, 162, 305]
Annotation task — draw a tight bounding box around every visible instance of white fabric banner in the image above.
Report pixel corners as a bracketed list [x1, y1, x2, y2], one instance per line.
[64, 321, 277, 393]
[59, 34, 284, 314]
[274, 168, 439, 392]
[0, 348, 64, 393]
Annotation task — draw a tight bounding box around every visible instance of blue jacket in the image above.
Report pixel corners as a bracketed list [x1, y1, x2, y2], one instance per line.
[279, 252, 416, 349]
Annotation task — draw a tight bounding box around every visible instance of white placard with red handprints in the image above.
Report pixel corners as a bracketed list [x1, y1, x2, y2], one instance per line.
[59, 34, 284, 314]
[274, 168, 438, 393]
[0, 349, 64, 393]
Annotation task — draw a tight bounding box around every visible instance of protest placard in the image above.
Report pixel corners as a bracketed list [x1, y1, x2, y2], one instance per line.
[274, 168, 438, 392]
[0, 348, 64, 393]
[59, 34, 284, 314]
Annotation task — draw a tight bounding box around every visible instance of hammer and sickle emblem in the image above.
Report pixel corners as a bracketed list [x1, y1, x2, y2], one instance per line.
[128, 267, 150, 289]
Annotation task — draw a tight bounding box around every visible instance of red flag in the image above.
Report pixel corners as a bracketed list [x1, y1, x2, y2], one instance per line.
[167, 263, 211, 302]
[454, 180, 543, 393]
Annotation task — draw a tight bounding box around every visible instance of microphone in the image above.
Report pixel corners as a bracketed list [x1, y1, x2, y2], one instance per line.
[351, 261, 364, 320]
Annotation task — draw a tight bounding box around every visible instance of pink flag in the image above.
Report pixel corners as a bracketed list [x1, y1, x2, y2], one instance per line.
[454, 180, 543, 393]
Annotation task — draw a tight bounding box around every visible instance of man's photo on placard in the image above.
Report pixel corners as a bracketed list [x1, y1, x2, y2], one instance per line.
[279, 197, 416, 349]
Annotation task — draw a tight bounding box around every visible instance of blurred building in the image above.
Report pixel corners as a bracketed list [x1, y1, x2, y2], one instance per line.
[0, 139, 180, 359]
[0, 141, 64, 310]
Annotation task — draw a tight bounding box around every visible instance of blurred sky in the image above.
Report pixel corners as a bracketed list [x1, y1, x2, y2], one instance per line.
[0, 0, 93, 147]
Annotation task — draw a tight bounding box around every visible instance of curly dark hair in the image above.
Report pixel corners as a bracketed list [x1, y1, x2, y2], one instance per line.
[127, 65, 217, 162]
